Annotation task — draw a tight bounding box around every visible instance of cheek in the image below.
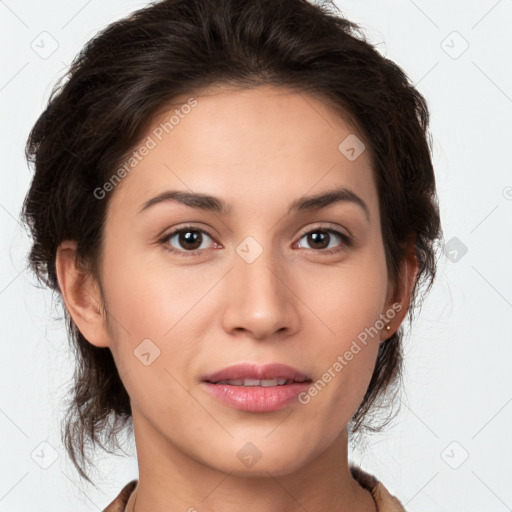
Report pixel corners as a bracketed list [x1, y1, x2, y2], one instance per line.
[298, 252, 389, 342]
[99, 242, 228, 399]
[101, 241, 208, 340]
[102, 225, 388, 395]
[294, 249, 388, 407]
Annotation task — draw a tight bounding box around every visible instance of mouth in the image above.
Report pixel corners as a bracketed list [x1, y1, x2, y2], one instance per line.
[201, 362, 312, 385]
[201, 363, 313, 412]
[206, 377, 310, 386]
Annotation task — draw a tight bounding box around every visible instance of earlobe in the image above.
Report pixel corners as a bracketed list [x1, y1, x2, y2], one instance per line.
[381, 242, 419, 342]
[55, 240, 110, 348]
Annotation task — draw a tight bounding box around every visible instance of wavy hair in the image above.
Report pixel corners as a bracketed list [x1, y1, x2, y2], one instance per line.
[21, 0, 442, 483]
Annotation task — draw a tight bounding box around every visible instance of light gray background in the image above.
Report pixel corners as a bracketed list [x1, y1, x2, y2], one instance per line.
[1, 1, 511, 510]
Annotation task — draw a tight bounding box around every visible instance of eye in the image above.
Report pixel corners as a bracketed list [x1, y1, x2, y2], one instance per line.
[295, 227, 351, 254]
[159, 225, 218, 256]
[159, 225, 352, 257]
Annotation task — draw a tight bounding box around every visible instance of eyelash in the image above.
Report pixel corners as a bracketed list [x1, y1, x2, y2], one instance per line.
[158, 224, 352, 257]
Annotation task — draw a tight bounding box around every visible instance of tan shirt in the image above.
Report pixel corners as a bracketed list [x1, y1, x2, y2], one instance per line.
[103, 466, 406, 511]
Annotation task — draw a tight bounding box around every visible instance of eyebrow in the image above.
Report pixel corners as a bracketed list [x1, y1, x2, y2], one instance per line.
[138, 186, 370, 220]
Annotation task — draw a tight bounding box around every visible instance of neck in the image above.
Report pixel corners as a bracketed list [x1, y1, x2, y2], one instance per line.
[125, 409, 376, 512]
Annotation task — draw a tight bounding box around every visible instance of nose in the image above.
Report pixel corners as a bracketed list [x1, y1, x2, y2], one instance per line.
[221, 243, 301, 341]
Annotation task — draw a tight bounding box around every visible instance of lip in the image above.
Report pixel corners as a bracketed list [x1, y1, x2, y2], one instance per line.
[201, 363, 311, 383]
[200, 363, 312, 413]
[201, 381, 312, 412]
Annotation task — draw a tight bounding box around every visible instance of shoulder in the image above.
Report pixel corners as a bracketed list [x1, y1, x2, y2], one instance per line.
[350, 465, 407, 512]
[103, 480, 138, 512]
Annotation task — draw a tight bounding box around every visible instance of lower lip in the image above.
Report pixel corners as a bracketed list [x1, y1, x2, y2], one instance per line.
[201, 381, 311, 412]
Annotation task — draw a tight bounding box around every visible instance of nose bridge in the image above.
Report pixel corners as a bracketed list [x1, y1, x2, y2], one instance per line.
[234, 235, 286, 308]
[222, 234, 298, 338]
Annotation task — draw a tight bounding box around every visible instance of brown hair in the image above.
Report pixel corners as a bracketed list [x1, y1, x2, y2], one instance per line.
[21, 0, 442, 483]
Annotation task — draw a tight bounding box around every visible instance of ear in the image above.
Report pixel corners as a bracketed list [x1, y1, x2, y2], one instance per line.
[381, 239, 419, 342]
[55, 240, 110, 348]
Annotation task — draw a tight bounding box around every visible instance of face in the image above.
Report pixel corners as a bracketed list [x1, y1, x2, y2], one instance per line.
[89, 85, 400, 476]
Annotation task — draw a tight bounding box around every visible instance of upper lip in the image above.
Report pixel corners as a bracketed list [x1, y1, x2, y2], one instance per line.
[202, 363, 312, 383]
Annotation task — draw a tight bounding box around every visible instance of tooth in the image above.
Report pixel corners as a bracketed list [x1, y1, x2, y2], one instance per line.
[243, 378, 262, 386]
[213, 378, 292, 387]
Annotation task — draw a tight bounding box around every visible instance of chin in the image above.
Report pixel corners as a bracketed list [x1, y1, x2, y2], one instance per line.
[201, 441, 313, 478]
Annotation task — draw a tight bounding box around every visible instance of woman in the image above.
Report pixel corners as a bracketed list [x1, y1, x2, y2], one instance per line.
[21, 0, 442, 510]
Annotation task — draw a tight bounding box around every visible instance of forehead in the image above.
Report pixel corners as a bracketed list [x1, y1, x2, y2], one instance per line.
[106, 84, 377, 220]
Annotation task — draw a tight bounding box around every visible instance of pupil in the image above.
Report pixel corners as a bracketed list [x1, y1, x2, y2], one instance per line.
[308, 231, 328, 249]
[180, 230, 201, 250]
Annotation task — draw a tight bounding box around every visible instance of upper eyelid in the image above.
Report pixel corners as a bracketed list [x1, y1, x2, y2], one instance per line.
[162, 223, 351, 249]
[297, 223, 351, 239]
[163, 224, 216, 241]
[164, 222, 349, 238]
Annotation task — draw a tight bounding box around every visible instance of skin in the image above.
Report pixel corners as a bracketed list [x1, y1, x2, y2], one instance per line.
[56, 84, 417, 512]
